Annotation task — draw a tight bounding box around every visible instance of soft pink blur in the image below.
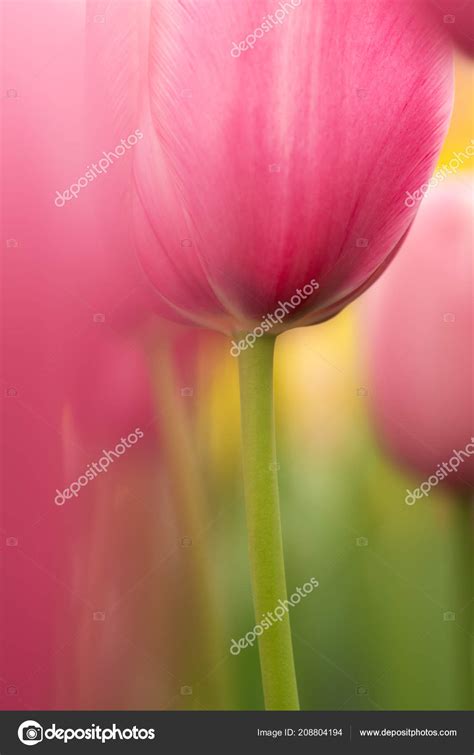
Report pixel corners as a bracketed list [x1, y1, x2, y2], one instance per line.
[70, 328, 156, 450]
[364, 179, 474, 490]
[1, 0, 160, 709]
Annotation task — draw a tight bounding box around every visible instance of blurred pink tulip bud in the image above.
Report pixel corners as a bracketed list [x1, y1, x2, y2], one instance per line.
[364, 180, 474, 489]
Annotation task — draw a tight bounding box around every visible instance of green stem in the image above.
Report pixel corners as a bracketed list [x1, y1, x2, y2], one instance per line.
[238, 335, 299, 710]
[455, 493, 473, 709]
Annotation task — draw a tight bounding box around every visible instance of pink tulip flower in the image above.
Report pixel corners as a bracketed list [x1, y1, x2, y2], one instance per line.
[87, 0, 453, 334]
[364, 179, 474, 491]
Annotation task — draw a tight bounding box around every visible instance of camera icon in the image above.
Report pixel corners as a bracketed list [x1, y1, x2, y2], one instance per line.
[180, 685, 193, 696]
[443, 14, 455, 24]
[443, 312, 455, 323]
[180, 387, 193, 397]
[93, 611, 105, 621]
[356, 536, 368, 547]
[356, 238, 369, 248]
[93, 313, 105, 323]
[18, 720, 43, 746]
[356, 684, 368, 696]
[443, 610, 455, 622]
